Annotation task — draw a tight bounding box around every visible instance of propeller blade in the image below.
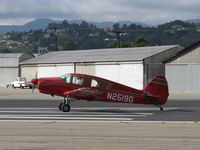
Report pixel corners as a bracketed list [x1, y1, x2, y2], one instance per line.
[31, 72, 38, 93]
[32, 84, 35, 93]
[35, 71, 38, 79]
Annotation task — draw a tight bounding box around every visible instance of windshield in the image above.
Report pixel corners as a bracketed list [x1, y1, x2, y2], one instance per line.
[60, 74, 71, 83]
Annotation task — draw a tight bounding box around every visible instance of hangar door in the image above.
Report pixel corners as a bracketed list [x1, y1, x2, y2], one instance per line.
[166, 64, 200, 91]
[0, 68, 18, 87]
[76, 63, 143, 89]
[95, 63, 143, 89]
[37, 64, 74, 78]
[21, 65, 37, 81]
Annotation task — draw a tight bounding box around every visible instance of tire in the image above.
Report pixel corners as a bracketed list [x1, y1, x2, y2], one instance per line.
[160, 107, 163, 111]
[62, 104, 71, 112]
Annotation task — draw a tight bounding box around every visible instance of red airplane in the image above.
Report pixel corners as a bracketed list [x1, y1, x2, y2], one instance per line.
[31, 73, 169, 112]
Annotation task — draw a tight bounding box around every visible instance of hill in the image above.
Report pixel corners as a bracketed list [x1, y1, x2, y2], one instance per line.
[186, 19, 200, 23]
[0, 18, 61, 34]
[1, 19, 200, 54]
[0, 18, 150, 34]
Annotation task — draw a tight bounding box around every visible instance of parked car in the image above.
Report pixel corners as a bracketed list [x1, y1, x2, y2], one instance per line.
[8, 77, 33, 89]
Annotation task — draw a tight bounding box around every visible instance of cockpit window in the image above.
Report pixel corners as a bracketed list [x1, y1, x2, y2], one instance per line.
[60, 74, 71, 83]
[72, 76, 84, 85]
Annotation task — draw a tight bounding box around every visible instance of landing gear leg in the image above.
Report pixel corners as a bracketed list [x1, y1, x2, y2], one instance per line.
[160, 106, 163, 111]
[59, 102, 64, 110]
[59, 95, 71, 112]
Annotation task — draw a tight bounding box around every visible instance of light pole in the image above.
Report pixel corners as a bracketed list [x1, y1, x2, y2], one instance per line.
[49, 23, 62, 51]
[112, 30, 124, 48]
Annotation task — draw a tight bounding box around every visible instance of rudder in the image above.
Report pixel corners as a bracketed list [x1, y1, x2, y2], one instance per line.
[143, 76, 169, 105]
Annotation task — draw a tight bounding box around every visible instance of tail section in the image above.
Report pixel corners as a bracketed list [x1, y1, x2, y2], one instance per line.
[143, 76, 169, 105]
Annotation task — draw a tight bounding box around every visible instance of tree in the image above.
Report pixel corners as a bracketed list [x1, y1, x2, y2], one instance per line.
[134, 36, 149, 47]
[0, 47, 11, 53]
[80, 21, 89, 28]
[11, 46, 34, 53]
[110, 42, 131, 48]
[63, 42, 76, 50]
[113, 23, 120, 31]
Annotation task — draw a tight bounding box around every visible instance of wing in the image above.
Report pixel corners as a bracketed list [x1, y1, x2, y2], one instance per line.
[63, 87, 102, 101]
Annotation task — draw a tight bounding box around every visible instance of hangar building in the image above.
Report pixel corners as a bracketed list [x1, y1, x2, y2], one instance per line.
[20, 45, 183, 89]
[0, 53, 34, 87]
[166, 41, 200, 91]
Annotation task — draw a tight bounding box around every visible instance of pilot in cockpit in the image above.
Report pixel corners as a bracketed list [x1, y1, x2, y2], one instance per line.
[76, 77, 83, 85]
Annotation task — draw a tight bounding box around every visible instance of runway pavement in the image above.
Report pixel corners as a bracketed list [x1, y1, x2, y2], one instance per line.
[0, 88, 200, 150]
[0, 122, 200, 150]
[0, 106, 159, 122]
[0, 88, 200, 122]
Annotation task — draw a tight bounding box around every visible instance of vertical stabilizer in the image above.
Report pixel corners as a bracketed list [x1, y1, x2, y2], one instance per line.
[143, 76, 169, 105]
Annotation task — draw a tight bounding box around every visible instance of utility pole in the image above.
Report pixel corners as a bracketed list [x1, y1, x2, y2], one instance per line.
[49, 23, 62, 51]
[112, 30, 124, 48]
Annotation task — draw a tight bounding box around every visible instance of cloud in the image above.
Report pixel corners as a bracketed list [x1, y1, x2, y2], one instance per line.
[0, 0, 200, 25]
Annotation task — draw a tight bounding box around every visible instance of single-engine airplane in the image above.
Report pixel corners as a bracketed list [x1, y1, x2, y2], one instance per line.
[31, 73, 169, 112]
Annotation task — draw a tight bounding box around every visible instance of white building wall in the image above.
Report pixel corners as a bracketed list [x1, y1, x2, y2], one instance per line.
[0, 58, 18, 67]
[166, 64, 200, 91]
[0, 68, 18, 87]
[118, 64, 143, 89]
[37, 64, 74, 78]
[21, 62, 143, 89]
[95, 63, 143, 89]
[76, 62, 143, 89]
[166, 46, 200, 91]
[0, 53, 34, 87]
[171, 47, 200, 64]
[0, 58, 19, 87]
[21, 65, 38, 81]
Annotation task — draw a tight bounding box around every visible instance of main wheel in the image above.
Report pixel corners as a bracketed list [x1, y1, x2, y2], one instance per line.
[62, 104, 71, 112]
[59, 102, 64, 110]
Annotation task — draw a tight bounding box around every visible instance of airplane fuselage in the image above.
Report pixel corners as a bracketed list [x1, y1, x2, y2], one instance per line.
[34, 73, 167, 106]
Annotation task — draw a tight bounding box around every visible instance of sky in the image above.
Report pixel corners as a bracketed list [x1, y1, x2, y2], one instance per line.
[0, 0, 199, 25]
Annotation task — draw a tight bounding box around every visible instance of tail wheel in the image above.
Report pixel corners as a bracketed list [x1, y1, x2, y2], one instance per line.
[160, 106, 163, 111]
[62, 104, 71, 112]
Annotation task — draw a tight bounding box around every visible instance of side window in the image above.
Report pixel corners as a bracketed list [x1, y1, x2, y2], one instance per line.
[91, 78, 108, 89]
[72, 76, 84, 86]
[91, 79, 99, 87]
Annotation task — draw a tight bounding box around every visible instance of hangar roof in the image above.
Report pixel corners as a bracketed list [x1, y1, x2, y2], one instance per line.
[0, 53, 25, 58]
[21, 45, 181, 64]
[0, 53, 34, 67]
[165, 40, 200, 63]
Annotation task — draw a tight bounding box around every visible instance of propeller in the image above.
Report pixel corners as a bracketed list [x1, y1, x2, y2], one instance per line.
[31, 72, 38, 93]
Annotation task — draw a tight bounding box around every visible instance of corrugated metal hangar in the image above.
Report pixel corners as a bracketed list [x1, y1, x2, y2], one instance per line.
[166, 41, 200, 91]
[21, 45, 183, 89]
[0, 53, 34, 87]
